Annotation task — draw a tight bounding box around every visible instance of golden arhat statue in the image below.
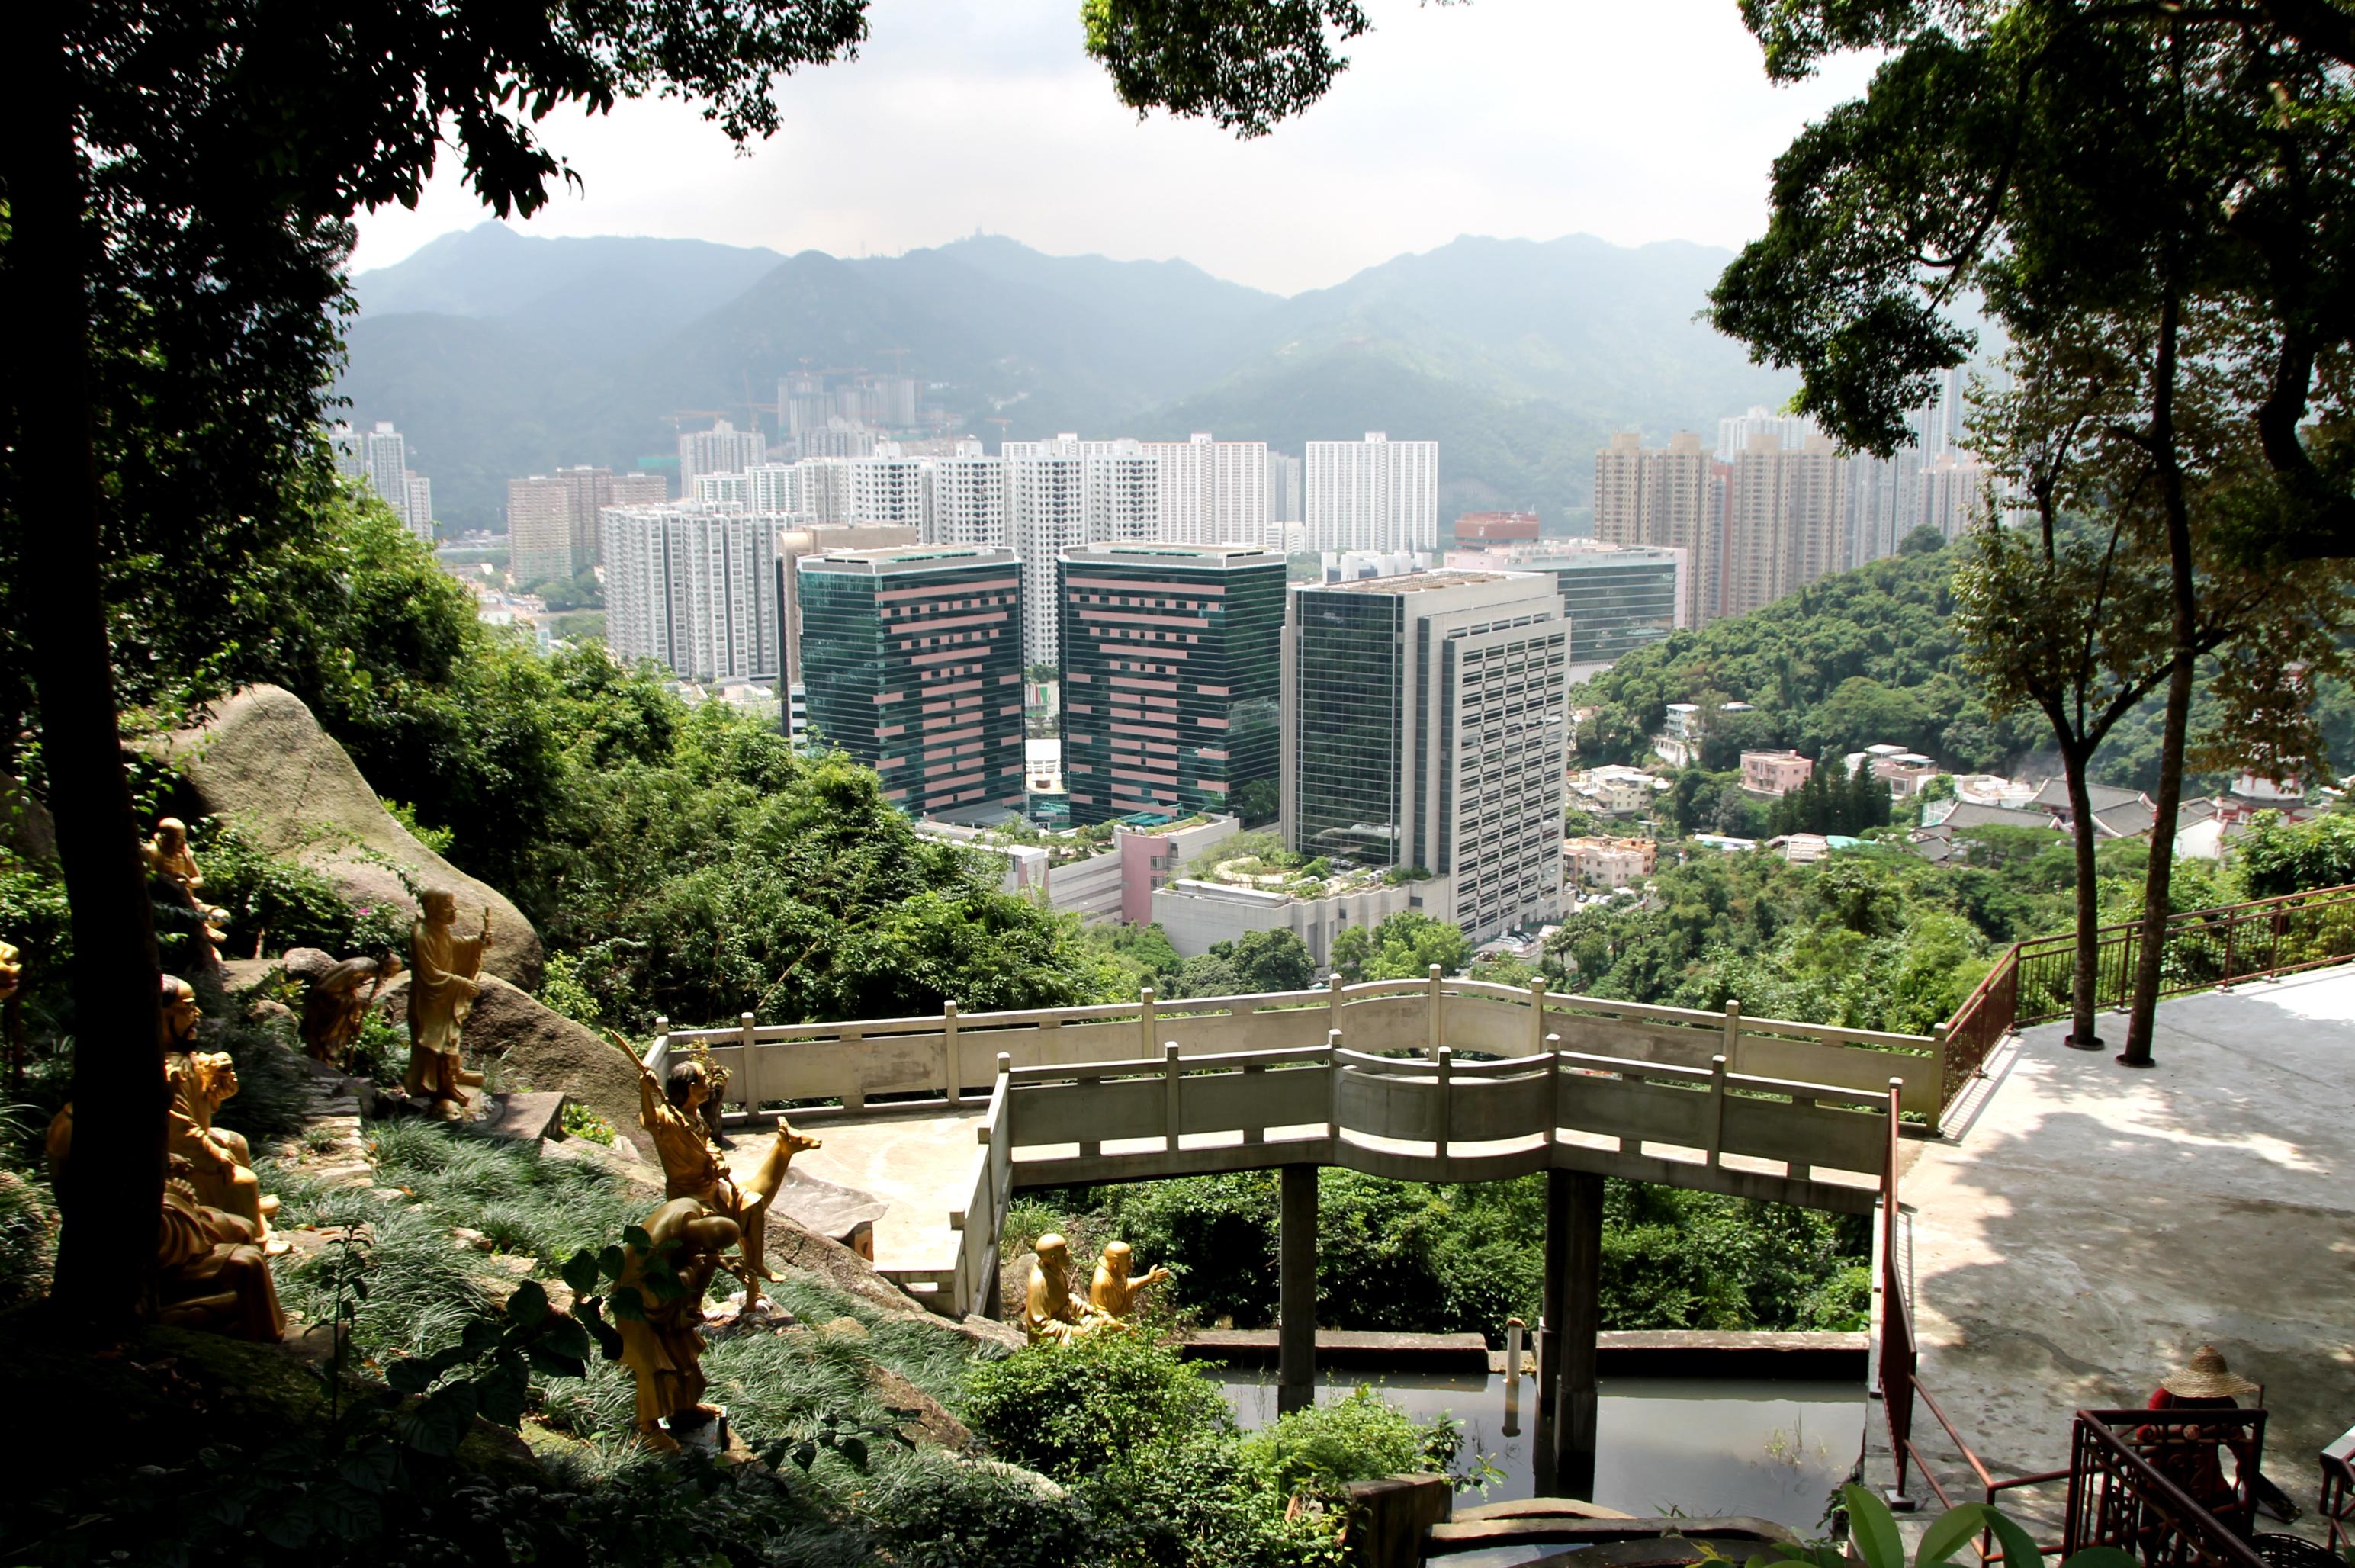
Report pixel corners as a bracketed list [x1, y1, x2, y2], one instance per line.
[1023, 1232, 1112, 1345]
[631, 1041, 814, 1306]
[615, 1197, 741, 1450]
[406, 888, 489, 1116]
[1088, 1239, 1171, 1322]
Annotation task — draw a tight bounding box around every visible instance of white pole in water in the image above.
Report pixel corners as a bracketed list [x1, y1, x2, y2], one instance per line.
[1503, 1316, 1526, 1436]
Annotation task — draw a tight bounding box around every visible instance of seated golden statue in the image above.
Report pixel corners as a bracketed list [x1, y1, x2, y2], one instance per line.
[1024, 1232, 1113, 1346]
[635, 1052, 813, 1306]
[169, 1044, 280, 1244]
[1088, 1240, 1171, 1322]
[157, 1154, 285, 1341]
[300, 953, 402, 1068]
[406, 890, 489, 1115]
[143, 817, 203, 894]
[615, 1197, 740, 1450]
[0, 938, 21, 1004]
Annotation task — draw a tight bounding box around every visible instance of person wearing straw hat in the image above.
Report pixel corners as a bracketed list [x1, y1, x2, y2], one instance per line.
[2138, 1346, 2275, 1529]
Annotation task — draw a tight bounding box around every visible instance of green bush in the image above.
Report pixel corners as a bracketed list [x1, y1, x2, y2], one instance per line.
[963, 1325, 1232, 1476]
[0, 1165, 57, 1311]
[1236, 1386, 1463, 1499]
[866, 1452, 1097, 1568]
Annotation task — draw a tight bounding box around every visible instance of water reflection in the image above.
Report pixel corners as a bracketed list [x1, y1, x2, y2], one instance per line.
[1212, 1370, 1862, 1528]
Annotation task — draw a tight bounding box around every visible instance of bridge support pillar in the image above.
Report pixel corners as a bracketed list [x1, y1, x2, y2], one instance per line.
[1278, 1163, 1318, 1415]
[1534, 1169, 1603, 1500]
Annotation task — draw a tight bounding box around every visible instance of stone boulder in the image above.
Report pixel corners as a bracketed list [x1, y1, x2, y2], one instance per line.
[374, 972, 644, 1152]
[153, 684, 541, 985]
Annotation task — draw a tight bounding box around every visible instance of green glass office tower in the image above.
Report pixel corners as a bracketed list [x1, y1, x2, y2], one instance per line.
[1059, 543, 1284, 826]
[1536, 548, 1682, 664]
[798, 545, 1025, 819]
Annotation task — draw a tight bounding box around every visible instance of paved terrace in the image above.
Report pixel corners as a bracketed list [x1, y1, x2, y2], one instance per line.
[1886, 965, 2355, 1534]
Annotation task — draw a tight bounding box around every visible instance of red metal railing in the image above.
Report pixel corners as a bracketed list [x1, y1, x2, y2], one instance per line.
[1939, 883, 2355, 1112]
[2064, 1409, 2267, 1568]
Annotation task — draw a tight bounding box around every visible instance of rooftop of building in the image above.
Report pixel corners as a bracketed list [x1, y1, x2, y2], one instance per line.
[799, 544, 1017, 574]
[1062, 542, 1277, 566]
[1303, 567, 1539, 596]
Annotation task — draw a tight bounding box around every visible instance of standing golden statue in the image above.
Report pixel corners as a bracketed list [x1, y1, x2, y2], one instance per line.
[300, 952, 403, 1068]
[406, 889, 489, 1116]
[157, 1154, 286, 1341]
[615, 1197, 740, 1450]
[1088, 1240, 1171, 1322]
[1023, 1232, 1113, 1345]
[631, 1047, 813, 1306]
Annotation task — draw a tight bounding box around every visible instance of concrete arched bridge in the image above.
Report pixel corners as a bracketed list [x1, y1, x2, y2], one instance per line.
[647, 972, 1934, 1495]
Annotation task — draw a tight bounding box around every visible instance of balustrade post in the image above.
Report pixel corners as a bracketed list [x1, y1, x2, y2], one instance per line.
[1428, 964, 1444, 1057]
[1435, 1046, 1454, 1162]
[737, 1012, 756, 1116]
[1328, 972, 1345, 1037]
[1529, 977, 1548, 1055]
[1139, 986, 1158, 1059]
[1706, 1054, 1727, 1166]
[943, 1000, 962, 1107]
[1163, 1042, 1183, 1156]
[1544, 1032, 1562, 1149]
[1721, 998, 1742, 1068]
[841, 1023, 866, 1113]
[1326, 1027, 1344, 1148]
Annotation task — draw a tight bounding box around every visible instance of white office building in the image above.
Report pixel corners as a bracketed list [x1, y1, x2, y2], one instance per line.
[1284, 570, 1568, 942]
[1304, 433, 1440, 554]
[600, 503, 787, 683]
[1142, 433, 1267, 547]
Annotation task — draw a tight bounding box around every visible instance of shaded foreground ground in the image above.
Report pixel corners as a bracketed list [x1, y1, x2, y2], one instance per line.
[1884, 966, 2355, 1536]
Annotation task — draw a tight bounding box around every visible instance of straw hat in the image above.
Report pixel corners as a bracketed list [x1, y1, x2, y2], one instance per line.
[2161, 1346, 2260, 1399]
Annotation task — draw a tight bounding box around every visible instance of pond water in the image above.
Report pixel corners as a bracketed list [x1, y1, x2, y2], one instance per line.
[1213, 1369, 1863, 1531]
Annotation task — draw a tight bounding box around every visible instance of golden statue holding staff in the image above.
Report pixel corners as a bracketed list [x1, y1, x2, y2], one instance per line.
[628, 1042, 814, 1306]
[615, 1197, 740, 1450]
[406, 889, 489, 1115]
[1088, 1240, 1171, 1322]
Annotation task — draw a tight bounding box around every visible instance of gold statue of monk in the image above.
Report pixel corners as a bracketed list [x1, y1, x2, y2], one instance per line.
[157, 1154, 285, 1341]
[1023, 1232, 1112, 1346]
[143, 817, 203, 894]
[615, 1197, 740, 1450]
[635, 1051, 812, 1306]
[406, 889, 489, 1115]
[1088, 1240, 1171, 1322]
[165, 979, 279, 1243]
[0, 938, 21, 1003]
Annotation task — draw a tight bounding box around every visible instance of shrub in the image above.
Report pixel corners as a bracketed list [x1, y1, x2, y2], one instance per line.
[1237, 1386, 1464, 1499]
[866, 1452, 1097, 1568]
[962, 1326, 1231, 1477]
[0, 1165, 57, 1311]
[192, 821, 413, 960]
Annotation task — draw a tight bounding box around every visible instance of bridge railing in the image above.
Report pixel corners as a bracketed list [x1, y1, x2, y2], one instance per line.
[651, 971, 1941, 1128]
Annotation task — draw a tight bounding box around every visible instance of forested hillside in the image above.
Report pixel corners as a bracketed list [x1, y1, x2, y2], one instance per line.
[1572, 533, 2355, 794]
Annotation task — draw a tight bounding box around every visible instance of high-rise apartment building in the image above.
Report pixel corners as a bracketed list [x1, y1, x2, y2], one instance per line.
[1004, 449, 1086, 667]
[1716, 406, 1819, 462]
[1058, 544, 1284, 825]
[508, 466, 657, 583]
[1594, 432, 1720, 627]
[849, 448, 933, 534]
[600, 503, 786, 683]
[677, 419, 766, 493]
[1140, 434, 1267, 547]
[796, 545, 1025, 819]
[1266, 451, 1303, 529]
[330, 420, 433, 541]
[1720, 432, 1849, 619]
[1083, 440, 1161, 545]
[1918, 451, 1992, 540]
[1304, 433, 1440, 554]
[1284, 570, 1567, 941]
[930, 442, 1007, 549]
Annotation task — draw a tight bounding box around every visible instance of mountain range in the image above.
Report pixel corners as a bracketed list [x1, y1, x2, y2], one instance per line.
[339, 224, 1797, 535]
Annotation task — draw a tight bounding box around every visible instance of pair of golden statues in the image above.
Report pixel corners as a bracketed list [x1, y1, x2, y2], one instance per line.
[1023, 1232, 1170, 1345]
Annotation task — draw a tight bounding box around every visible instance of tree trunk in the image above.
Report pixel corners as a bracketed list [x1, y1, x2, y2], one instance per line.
[7, 19, 167, 1325]
[2122, 275, 2196, 1069]
[2061, 742, 2106, 1049]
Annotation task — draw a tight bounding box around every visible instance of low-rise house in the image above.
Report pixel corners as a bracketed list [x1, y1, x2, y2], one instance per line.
[1570, 765, 1668, 818]
[1740, 750, 1814, 798]
[1563, 835, 1657, 888]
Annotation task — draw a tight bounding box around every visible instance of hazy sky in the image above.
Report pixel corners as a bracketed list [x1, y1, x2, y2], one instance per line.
[351, 0, 1880, 297]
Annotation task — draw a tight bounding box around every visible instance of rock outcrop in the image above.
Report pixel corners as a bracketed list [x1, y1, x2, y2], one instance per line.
[154, 684, 541, 985]
[374, 972, 643, 1151]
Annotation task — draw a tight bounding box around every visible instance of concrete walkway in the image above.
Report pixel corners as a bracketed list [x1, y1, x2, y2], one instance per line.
[722, 1106, 985, 1277]
[1890, 966, 2355, 1534]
